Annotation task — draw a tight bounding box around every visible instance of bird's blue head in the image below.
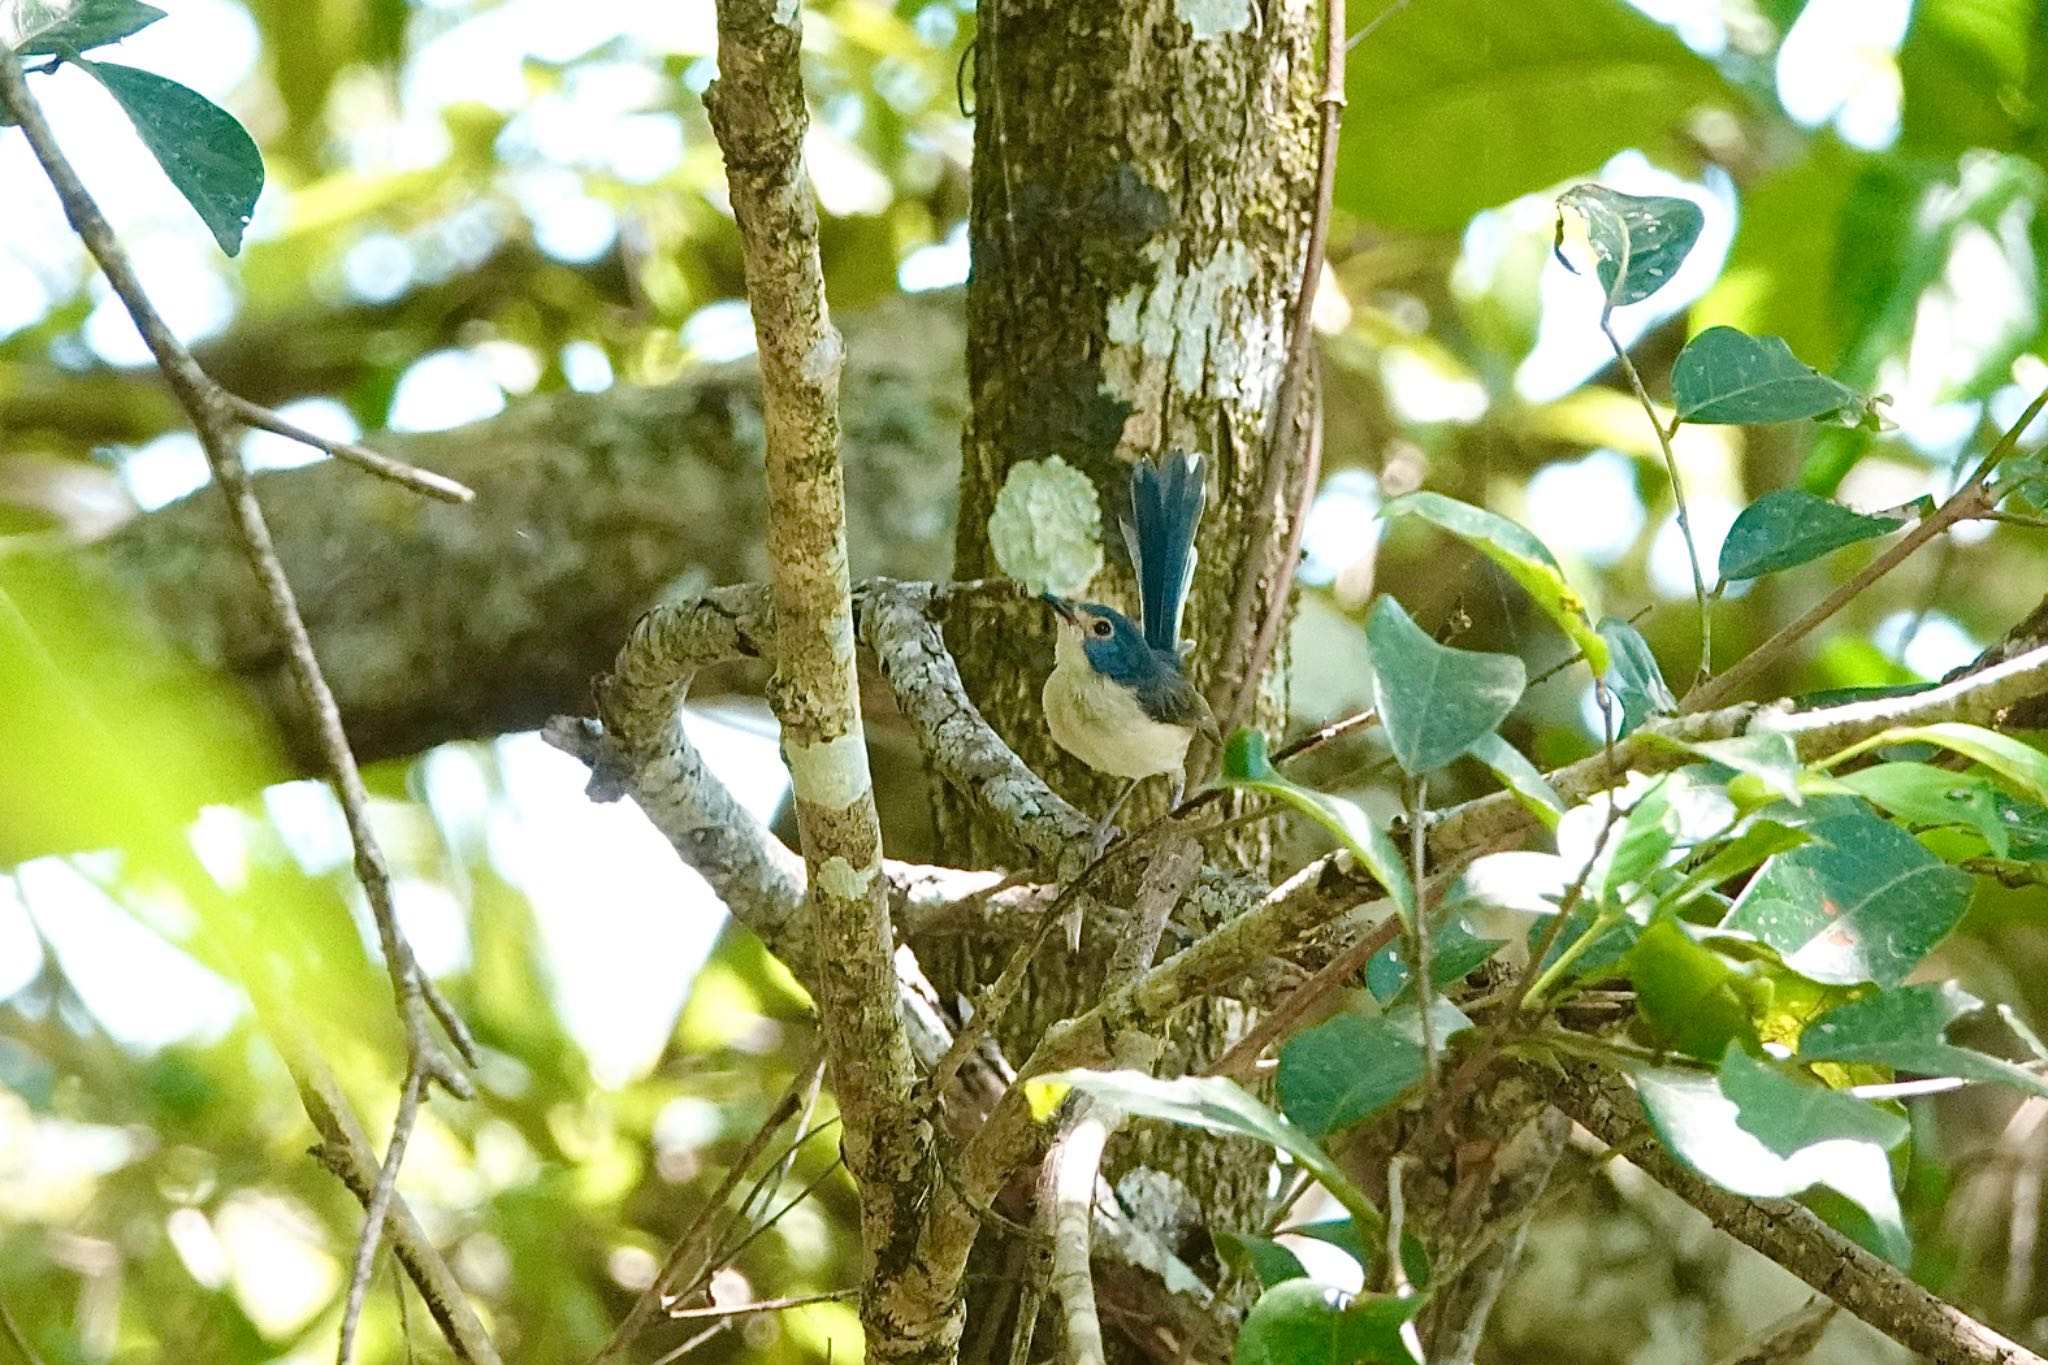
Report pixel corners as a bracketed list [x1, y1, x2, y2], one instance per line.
[1041, 594, 1167, 688]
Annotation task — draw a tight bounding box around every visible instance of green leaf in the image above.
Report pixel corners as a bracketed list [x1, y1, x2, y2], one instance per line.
[1380, 491, 1608, 673]
[1464, 731, 1564, 827]
[1657, 819, 1811, 913]
[1829, 724, 2048, 805]
[10, 0, 164, 55]
[1556, 183, 1705, 311]
[1600, 776, 1680, 902]
[1632, 1060, 1910, 1265]
[1641, 730, 1804, 804]
[1720, 1045, 1910, 1156]
[1287, 1219, 1375, 1274]
[1368, 917, 1507, 1003]
[1830, 763, 2009, 857]
[1897, 0, 2039, 157]
[1335, 0, 1733, 233]
[1237, 1281, 1425, 1365]
[1672, 327, 1871, 426]
[1597, 617, 1675, 736]
[76, 59, 264, 256]
[1624, 920, 1761, 1061]
[1220, 730, 1415, 921]
[1218, 1232, 1309, 1289]
[1277, 1004, 1469, 1138]
[1040, 1069, 1383, 1237]
[1715, 490, 1904, 582]
[1798, 983, 2048, 1101]
[1721, 808, 1974, 987]
[1365, 597, 1526, 776]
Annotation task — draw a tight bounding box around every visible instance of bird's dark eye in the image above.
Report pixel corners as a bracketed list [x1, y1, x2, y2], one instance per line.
[1091, 619, 1113, 638]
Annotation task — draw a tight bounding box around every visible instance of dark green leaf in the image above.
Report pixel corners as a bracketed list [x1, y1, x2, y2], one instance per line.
[1721, 808, 1974, 987]
[1220, 729, 1415, 921]
[1380, 491, 1608, 672]
[77, 59, 264, 255]
[1277, 1003, 1468, 1139]
[1624, 920, 1760, 1061]
[1287, 1219, 1375, 1272]
[1335, 0, 1733, 233]
[1367, 917, 1506, 1003]
[10, 0, 164, 55]
[1720, 1044, 1910, 1156]
[1366, 597, 1526, 776]
[1632, 1061, 1910, 1264]
[1798, 983, 2048, 1100]
[1716, 489, 1903, 582]
[1556, 183, 1704, 311]
[1218, 1232, 1308, 1289]
[1672, 327, 1871, 425]
[1597, 618, 1675, 736]
[1237, 1281, 1425, 1365]
[1834, 723, 2048, 804]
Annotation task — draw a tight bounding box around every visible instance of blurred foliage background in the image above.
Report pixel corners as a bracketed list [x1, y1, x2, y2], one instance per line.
[4, 0, 2048, 1360]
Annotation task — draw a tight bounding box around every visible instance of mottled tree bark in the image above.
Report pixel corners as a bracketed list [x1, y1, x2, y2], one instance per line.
[939, 0, 1321, 1351]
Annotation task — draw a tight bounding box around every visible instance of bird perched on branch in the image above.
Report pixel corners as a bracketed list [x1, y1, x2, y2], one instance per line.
[1041, 450, 1219, 846]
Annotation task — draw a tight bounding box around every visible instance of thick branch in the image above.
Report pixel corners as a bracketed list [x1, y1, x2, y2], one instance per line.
[1544, 1062, 2046, 1365]
[704, 4, 929, 1359]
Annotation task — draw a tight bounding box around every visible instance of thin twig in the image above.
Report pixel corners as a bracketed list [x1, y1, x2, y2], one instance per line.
[664, 1289, 858, 1320]
[1345, 0, 1414, 50]
[1214, 0, 1347, 736]
[1204, 916, 1402, 1078]
[1684, 384, 2048, 713]
[0, 48, 477, 1365]
[338, 1058, 427, 1365]
[591, 1048, 825, 1363]
[225, 394, 475, 504]
[1041, 1109, 1111, 1365]
[1602, 317, 1710, 683]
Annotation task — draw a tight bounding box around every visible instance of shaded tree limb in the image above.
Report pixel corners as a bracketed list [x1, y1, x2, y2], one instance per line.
[1544, 1061, 2047, 1365]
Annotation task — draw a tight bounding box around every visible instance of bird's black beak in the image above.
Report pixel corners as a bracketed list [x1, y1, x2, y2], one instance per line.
[1039, 593, 1077, 624]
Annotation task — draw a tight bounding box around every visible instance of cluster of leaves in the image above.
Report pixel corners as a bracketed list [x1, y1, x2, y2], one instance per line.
[1047, 187, 2048, 1362]
[8, 0, 263, 254]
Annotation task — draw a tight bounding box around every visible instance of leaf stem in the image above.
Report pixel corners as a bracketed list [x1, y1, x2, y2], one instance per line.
[1602, 315, 1710, 682]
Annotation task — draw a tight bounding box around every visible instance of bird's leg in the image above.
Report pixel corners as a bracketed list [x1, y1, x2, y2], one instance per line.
[1091, 777, 1142, 857]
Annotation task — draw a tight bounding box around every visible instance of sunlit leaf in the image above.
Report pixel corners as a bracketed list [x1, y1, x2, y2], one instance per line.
[1721, 808, 1973, 986]
[1829, 723, 2048, 805]
[1716, 490, 1903, 582]
[1365, 597, 1525, 776]
[1380, 491, 1608, 673]
[1829, 762, 2009, 857]
[1238, 1280, 1425, 1365]
[10, 0, 163, 54]
[1598, 617, 1675, 736]
[1037, 1069, 1382, 1238]
[1465, 731, 1563, 827]
[1556, 183, 1704, 311]
[76, 59, 264, 255]
[1221, 729, 1415, 920]
[1632, 1057, 1910, 1264]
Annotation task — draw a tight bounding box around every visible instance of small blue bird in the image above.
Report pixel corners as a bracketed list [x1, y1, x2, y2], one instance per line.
[1042, 450, 1219, 842]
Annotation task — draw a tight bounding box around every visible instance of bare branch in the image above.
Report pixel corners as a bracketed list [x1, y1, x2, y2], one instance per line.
[223, 394, 474, 504]
[701, 1, 929, 1355]
[0, 47, 481, 1365]
[338, 1058, 427, 1365]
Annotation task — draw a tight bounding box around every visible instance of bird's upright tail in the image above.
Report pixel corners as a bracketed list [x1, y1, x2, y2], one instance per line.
[1122, 450, 1206, 654]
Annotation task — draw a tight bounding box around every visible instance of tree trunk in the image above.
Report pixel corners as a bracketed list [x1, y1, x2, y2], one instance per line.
[938, 0, 1320, 1348]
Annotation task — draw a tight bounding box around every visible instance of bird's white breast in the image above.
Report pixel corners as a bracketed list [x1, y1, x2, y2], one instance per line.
[1042, 649, 1194, 780]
